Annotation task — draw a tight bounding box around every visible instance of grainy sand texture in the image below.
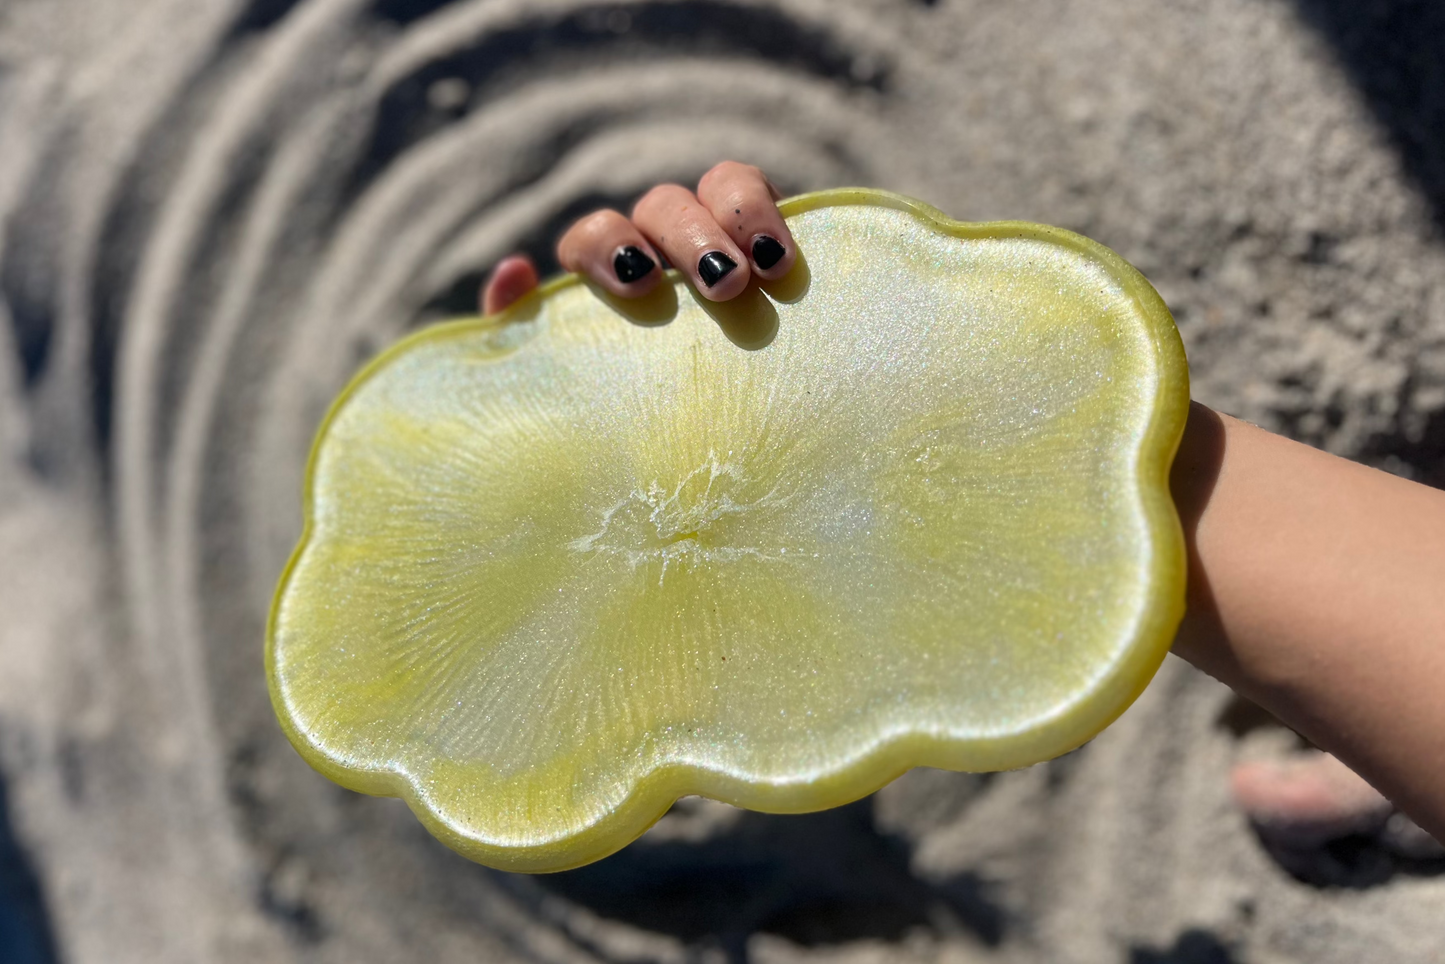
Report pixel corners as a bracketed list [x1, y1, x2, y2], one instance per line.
[1, 1, 1443, 962]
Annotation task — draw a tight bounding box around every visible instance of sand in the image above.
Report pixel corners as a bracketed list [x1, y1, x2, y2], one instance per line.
[0, 0, 1442, 961]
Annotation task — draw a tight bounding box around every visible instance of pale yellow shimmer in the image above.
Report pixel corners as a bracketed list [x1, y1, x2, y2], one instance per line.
[267, 190, 1190, 872]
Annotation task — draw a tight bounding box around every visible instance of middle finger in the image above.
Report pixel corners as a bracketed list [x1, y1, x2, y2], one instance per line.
[632, 184, 750, 301]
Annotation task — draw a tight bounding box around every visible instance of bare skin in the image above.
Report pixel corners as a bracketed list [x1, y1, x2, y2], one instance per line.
[1170, 404, 1445, 842]
[482, 162, 1445, 845]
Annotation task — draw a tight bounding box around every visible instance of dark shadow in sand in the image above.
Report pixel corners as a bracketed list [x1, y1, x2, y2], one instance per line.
[1293, 1, 1445, 231]
[1290, 2, 1445, 482]
[511, 799, 1006, 964]
[0, 766, 59, 964]
[348, 2, 887, 208]
[1130, 928, 1239, 964]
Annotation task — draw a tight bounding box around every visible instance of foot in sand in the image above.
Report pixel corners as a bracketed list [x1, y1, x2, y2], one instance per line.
[1231, 750, 1444, 885]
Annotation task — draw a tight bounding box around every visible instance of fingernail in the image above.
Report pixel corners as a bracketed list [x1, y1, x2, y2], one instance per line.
[613, 245, 656, 284]
[697, 251, 737, 288]
[752, 235, 786, 270]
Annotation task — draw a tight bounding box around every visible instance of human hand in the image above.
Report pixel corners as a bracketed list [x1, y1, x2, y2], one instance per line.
[481, 161, 797, 314]
[483, 165, 1445, 856]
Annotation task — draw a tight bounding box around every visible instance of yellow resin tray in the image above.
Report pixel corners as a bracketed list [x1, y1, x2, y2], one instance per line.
[267, 189, 1190, 872]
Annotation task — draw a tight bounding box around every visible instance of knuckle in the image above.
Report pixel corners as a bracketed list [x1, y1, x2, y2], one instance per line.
[633, 183, 687, 216]
[570, 209, 620, 239]
[702, 166, 773, 217]
[697, 164, 726, 192]
[698, 160, 755, 196]
[710, 160, 750, 181]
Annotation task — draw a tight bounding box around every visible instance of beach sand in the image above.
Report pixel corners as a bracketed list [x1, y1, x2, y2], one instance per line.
[0, 0, 1442, 960]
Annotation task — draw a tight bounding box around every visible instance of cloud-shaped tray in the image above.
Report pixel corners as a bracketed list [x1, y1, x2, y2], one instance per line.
[267, 189, 1190, 872]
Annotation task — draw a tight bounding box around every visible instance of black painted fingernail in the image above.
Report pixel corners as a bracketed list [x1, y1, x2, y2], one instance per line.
[752, 235, 786, 270]
[613, 245, 656, 284]
[697, 251, 737, 288]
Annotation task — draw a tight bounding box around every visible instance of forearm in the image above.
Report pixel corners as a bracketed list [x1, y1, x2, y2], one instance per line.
[1169, 402, 1445, 840]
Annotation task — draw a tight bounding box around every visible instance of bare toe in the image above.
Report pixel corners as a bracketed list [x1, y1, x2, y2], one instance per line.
[1231, 751, 1391, 847]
